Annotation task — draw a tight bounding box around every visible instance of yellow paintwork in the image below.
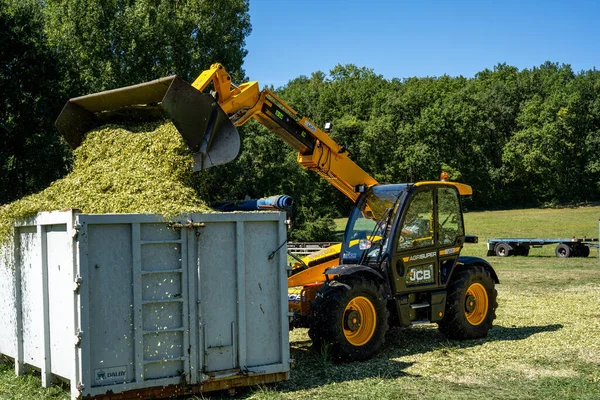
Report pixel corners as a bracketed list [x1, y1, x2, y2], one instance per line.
[287, 258, 339, 287]
[290, 244, 342, 272]
[344, 296, 377, 346]
[287, 237, 381, 287]
[465, 282, 488, 325]
[439, 247, 461, 256]
[191, 64, 378, 204]
[414, 181, 472, 196]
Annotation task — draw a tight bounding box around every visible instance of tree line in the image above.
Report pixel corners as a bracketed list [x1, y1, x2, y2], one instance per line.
[2, 1, 599, 241]
[199, 63, 600, 239]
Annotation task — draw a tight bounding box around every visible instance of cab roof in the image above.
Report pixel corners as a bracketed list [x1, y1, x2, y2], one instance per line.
[414, 181, 473, 196]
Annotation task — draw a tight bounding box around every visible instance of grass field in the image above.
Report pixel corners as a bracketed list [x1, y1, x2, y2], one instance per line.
[1, 207, 599, 399]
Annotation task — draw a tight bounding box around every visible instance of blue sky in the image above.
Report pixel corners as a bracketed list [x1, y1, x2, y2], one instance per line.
[243, 0, 599, 86]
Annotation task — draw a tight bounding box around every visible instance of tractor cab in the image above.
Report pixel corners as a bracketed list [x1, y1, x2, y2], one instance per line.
[289, 179, 472, 318]
[339, 184, 407, 266]
[340, 181, 468, 282]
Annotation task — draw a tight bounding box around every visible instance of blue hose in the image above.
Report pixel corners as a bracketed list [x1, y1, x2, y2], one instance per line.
[214, 195, 293, 211]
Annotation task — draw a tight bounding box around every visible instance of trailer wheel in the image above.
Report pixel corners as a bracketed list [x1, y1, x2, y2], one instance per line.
[581, 246, 590, 258]
[555, 243, 572, 258]
[572, 244, 590, 258]
[309, 279, 388, 362]
[494, 242, 512, 257]
[438, 265, 497, 340]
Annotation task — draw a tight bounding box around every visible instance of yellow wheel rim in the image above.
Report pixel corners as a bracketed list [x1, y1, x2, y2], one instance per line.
[343, 296, 376, 346]
[464, 283, 488, 326]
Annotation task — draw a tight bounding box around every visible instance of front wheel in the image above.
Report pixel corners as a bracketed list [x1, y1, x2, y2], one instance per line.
[438, 265, 497, 340]
[555, 243, 572, 258]
[309, 279, 389, 362]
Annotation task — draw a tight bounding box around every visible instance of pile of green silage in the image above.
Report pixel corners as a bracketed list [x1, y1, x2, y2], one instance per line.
[0, 121, 213, 244]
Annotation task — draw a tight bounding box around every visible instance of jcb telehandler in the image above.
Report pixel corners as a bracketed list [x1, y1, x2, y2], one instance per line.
[56, 63, 498, 362]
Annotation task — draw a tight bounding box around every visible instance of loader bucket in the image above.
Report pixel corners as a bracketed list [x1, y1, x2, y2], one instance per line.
[55, 76, 240, 171]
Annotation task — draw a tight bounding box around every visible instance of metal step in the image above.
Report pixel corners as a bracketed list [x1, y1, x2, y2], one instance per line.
[410, 319, 431, 325]
[410, 302, 430, 309]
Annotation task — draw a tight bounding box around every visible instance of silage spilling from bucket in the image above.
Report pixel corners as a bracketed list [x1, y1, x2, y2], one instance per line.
[0, 121, 213, 245]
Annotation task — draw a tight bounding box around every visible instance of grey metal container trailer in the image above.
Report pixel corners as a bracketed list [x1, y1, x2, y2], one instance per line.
[0, 210, 290, 399]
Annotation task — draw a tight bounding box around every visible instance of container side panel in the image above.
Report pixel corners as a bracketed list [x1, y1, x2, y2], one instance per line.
[141, 272, 182, 301]
[243, 221, 282, 367]
[197, 222, 238, 372]
[0, 239, 17, 358]
[144, 360, 184, 380]
[46, 224, 73, 379]
[140, 224, 180, 241]
[87, 224, 135, 386]
[142, 302, 183, 331]
[19, 226, 43, 367]
[141, 243, 182, 271]
[143, 332, 184, 361]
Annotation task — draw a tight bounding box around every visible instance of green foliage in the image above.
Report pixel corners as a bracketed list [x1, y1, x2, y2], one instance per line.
[0, 0, 68, 205]
[288, 207, 335, 242]
[0, 0, 251, 208]
[273, 62, 600, 212]
[44, 0, 251, 92]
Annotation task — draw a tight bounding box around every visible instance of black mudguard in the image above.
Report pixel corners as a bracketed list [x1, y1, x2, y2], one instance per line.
[456, 256, 500, 283]
[324, 264, 385, 283]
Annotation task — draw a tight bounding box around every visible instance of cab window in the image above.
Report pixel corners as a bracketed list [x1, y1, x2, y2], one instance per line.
[438, 187, 463, 246]
[397, 190, 434, 251]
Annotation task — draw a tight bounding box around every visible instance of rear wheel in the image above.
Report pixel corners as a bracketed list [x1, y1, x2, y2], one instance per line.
[309, 279, 388, 362]
[555, 243, 572, 258]
[438, 265, 497, 340]
[581, 246, 590, 258]
[573, 244, 590, 258]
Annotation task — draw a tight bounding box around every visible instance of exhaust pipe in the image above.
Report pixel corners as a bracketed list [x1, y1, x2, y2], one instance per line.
[55, 76, 240, 171]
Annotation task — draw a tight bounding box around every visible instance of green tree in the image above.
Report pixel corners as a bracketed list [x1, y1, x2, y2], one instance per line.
[1, 0, 252, 205]
[44, 0, 252, 94]
[0, 0, 68, 204]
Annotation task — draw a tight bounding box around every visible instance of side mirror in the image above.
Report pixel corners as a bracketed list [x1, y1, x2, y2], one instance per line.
[359, 239, 372, 250]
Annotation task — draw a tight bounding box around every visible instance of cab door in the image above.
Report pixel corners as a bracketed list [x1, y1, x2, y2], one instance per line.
[436, 186, 465, 286]
[390, 188, 438, 294]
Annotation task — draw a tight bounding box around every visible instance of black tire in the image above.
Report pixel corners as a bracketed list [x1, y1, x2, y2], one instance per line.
[572, 244, 590, 258]
[555, 243, 572, 258]
[513, 245, 529, 256]
[308, 327, 323, 351]
[581, 246, 590, 258]
[309, 279, 389, 362]
[495, 242, 512, 257]
[438, 265, 497, 340]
